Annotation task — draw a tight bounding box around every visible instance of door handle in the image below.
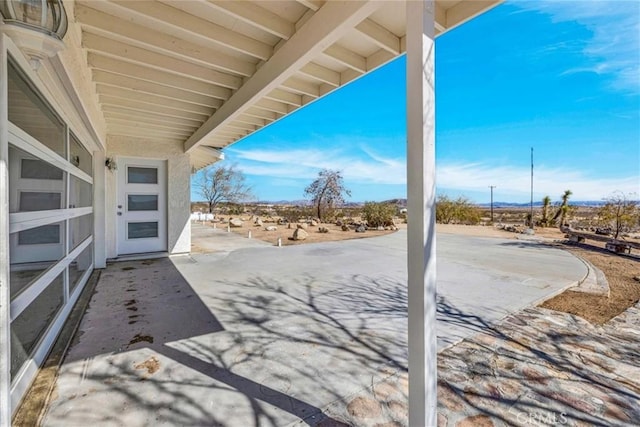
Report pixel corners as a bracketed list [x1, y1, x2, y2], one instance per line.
[117, 212, 122, 216]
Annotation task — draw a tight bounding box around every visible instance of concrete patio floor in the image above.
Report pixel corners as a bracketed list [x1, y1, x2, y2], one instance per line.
[39, 224, 596, 426]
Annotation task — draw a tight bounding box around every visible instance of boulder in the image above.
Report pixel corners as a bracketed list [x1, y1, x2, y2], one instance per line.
[292, 228, 308, 241]
[310, 220, 318, 226]
[341, 225, 350, 232]
[229, 218, 243, 228]
[255, 218, 264, 226]
[265, 226, 278, 232]
[318, 226, 329, 233]
[297, 223, 308, 230]
[336, 219, 343, 226]
[355, 224, 367, 233]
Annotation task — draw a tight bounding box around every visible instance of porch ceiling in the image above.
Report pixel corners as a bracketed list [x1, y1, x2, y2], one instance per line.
[71, 0, 501, 169]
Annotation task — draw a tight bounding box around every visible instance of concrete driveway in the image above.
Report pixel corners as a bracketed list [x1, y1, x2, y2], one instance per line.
[41, 225, 587, 426]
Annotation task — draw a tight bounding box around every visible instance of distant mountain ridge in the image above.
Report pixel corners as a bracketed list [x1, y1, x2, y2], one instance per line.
[249, 199, 613, 207]
[194, 199, 619, 207]
[478, 200, 613, 208]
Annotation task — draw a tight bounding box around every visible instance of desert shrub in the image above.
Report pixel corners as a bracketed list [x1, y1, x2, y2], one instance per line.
[341, 207, 362, 219]
[597, 192, 640, 239]
[436, 195, 481, 225]
[320, 207, 339, 223]
[225, 203, 245, 215]
[436, 195, 456, 224]
[362, 202, 396, 227]
[277, 205, 313, 223]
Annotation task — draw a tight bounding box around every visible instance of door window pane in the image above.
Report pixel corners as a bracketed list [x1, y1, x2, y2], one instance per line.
[69, 133, 93, 176]
[128, 222, 158, 239]
[128, 194, 158, 211]
[21, 159, 63, 180]
[10, 222, 66, 300]
[69, 175, 92, 209]
[19, 192, 62, 211]
[18, 224, 60, 245]
[128, 167, 157, 184]
[11, 273, 64, 379]
[70, 214, 93, 250]
[8, 60, 65, 158]
[69, 243, 93, 294]
[9, 145, 66, 214]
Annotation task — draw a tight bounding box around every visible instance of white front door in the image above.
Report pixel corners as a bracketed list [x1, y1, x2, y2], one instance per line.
[117, 158, 167, 255]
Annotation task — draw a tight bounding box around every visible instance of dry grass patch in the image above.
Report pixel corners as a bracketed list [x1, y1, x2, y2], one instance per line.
[540, 243, 640, 325]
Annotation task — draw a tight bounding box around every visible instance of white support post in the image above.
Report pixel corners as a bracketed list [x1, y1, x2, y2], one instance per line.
[93, 150, 107, 268]
[0, 33, 11, 426]
[406, 1, 437, 426]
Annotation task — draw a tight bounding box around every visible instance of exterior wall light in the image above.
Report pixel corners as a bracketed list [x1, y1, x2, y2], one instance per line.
[105, 157, 117, 171]
[0, 0, 68, 69]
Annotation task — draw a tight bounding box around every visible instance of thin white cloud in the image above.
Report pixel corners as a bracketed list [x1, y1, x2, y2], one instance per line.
[226, 146, 637, 201]
[226, 146, 406, 185]
[229, 148, 330, 166]
[519, 0, 640, 93]
[437, 162, 639, 201]
[227, 146, 638, 200]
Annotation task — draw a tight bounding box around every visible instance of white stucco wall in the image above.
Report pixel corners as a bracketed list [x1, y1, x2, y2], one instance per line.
[106, 135, 191, 257]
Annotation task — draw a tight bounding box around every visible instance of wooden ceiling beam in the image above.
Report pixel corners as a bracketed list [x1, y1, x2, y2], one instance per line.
[83, 32, 249, 84]
[355, 18, 401, 55]
[281, 77, 319, 98]
[185, 0, 381, 152]
[234, 114, 268, 127]
[96, 84, 217, 116]
[104, 113, 198, 132]
[107, 127, 188, 141]
[93, 71, 224, 108]
[81, 0, 271, 61]
[205, 0, 295, 40]
[77, 7, 254, 77]
[264, 88, 303, 107]
[299, 62, 340, 87]
[99, 95, 210, 122]
[102, 106, 204, 126]
[107, 118, 195, 136]
[323, 44, 367, 73]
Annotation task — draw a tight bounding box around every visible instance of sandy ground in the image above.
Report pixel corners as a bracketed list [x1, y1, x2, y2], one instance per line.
[542, 244, 640, 324]
[201, 218, 640, 325]
[211, 216, 405, 246]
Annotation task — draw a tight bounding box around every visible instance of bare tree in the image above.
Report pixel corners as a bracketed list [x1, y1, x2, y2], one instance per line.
[304, 169, 351, 222]
[196, 164, 253, 214]
[598, 192, 639, 240]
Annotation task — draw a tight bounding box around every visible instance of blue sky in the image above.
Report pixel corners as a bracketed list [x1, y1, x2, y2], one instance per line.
[192, 1, 640, 204]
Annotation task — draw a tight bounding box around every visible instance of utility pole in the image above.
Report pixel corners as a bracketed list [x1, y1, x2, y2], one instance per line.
[489, 186, 496, 223]
[530, 147, 534, 230]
